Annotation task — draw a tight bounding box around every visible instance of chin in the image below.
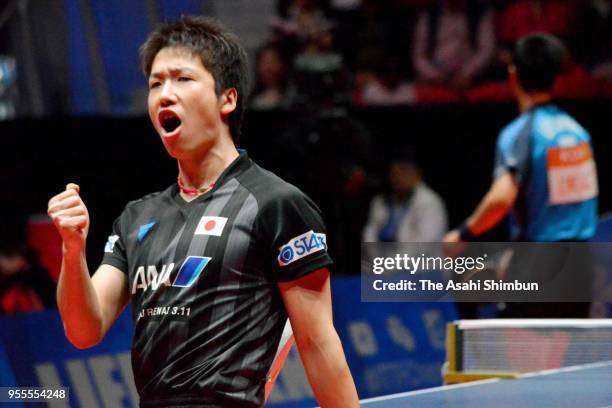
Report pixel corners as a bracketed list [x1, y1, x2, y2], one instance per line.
[160, 139, 182, 159]
[160, 134, 215, 161]
[161, 143, 198, 161]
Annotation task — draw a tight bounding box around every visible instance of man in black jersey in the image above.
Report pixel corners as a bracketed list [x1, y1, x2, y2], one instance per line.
[47, 16, 358, 408]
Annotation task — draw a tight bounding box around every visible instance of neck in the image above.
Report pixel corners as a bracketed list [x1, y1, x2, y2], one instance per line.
[518, 91, 552, 113]
[177, 141, 239, 200]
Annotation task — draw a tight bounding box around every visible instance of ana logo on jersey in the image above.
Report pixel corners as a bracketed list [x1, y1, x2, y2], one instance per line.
[194, 216, 228, 236]
[278, 230, 327, 266]
[104, 235, 119, 253]
[131, 256, 211, 294]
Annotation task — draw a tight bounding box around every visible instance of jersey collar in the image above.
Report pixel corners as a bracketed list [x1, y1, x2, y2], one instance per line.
[172, 150, 251, 204]
[212, 149, 251, 189]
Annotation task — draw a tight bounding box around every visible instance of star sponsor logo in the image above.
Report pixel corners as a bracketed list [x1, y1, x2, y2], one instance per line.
[278, 230, 327, 266]
[194, 216, 228, 236]
[104, 235, 119, 253]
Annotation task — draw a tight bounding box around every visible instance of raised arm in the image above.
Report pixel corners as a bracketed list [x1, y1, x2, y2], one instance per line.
[278, 268, 359, 407]
[48, 184, 129, 349]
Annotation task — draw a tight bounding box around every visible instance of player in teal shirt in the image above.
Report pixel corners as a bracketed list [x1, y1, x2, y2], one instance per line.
[446, 33, 598, 243]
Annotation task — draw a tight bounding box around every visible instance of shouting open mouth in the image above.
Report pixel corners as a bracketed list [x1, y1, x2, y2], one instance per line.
[158, 110, 182, 136]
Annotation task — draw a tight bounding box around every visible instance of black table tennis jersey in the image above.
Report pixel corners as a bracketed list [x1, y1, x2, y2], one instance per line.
[101, 152, 332, 407]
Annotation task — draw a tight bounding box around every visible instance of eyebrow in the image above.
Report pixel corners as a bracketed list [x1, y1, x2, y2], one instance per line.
[149, 67, 195, 79]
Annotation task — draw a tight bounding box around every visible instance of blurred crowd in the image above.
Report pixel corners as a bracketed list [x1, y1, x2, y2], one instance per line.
[248, 0, 612, 109]
[3, 0, 612, 315]
[0, 240, 56, 315]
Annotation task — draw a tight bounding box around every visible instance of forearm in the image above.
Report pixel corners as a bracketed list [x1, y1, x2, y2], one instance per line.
[466, 192, 512, 236]
[464, 174, 518, 237]
[57, 247, 103, 348]
[280, 268, 359, 406]
[298, 330, 359, 408]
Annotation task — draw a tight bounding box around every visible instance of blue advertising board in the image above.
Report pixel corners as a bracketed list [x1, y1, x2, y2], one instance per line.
[0, 307, 136, 407]
[331, 277, 458, 398]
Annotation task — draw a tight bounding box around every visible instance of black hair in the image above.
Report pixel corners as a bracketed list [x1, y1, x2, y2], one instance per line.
[513, 33, 566, 92]
[140, 16, 249, 144]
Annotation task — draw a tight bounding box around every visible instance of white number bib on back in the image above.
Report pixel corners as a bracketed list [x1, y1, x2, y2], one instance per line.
[547, 142, 598, 205]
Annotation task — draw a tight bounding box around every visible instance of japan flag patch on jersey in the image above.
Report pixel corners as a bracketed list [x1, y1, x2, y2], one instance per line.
[195, 216, 228, 236]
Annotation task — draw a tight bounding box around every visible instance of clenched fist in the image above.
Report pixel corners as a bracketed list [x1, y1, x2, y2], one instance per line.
[48, 183, 90, 252]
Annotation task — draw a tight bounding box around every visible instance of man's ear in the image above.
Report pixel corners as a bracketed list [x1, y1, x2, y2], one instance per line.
[220, 88, 238, 115]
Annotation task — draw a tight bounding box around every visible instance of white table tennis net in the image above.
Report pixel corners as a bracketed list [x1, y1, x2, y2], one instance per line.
[452, 319, 612, 373]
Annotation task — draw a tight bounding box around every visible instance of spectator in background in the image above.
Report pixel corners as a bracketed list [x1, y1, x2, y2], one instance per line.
[0, 241, 56, 314]
[356, 50, 416, 106]
[280, 28, 372, 274]
[272, 0, 334, 56]
[325, 0, 363, 67]
[250, 43, 290, 111]
[294, 14, 337, 57]
[363, 158, 448, 242]
[413, 0, 496, 91]
[292, 18, 347, 110]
